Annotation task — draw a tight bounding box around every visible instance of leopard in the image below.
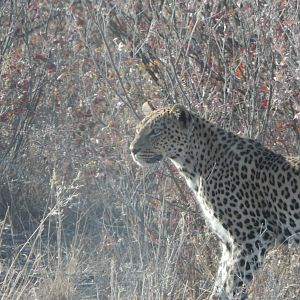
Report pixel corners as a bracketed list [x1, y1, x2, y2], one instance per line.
[130, 103, 300, 300]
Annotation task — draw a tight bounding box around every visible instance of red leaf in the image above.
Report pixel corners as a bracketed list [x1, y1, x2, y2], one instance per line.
[34, 53, 47, 61]
[260, 99, 269, 108]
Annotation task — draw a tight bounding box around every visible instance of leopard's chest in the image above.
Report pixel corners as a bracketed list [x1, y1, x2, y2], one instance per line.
[195, 189, 233, 245]
[171, 158, 233, 245]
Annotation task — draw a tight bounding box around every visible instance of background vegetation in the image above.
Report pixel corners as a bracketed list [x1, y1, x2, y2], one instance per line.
[0, 0, 299, 299]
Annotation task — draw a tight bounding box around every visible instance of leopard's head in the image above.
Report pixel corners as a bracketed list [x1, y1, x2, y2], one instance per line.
[130, 103, 194, 166]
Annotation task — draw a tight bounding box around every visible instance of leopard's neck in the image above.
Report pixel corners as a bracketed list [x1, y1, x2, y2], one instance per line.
[169, 116, 233, 180]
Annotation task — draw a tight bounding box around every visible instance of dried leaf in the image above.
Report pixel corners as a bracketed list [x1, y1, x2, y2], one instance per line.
[31, 34, 42, 45]
[75, 17, 84, 27]
[227, 7, 236, 16]
[235, 63, 244, 79]
[108, 69, 114, 79]
[259, 84, 269, 93]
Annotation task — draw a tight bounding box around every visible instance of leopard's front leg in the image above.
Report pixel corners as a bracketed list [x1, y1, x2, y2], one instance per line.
[211, 241, 268, 300]
[210, 243, 235, 300]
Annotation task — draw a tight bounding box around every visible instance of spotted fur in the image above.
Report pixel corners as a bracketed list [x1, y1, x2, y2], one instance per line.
[130, 104, 300, 300]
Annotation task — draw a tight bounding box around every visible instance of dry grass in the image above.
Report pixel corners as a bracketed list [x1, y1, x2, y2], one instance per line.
[0, 171, 299, 299]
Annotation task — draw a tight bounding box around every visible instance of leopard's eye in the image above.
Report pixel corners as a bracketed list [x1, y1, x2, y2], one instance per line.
[150, 128, 161, 136]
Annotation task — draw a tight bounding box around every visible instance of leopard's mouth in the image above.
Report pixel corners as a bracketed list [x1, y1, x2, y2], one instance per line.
[132, 152, 163, 166]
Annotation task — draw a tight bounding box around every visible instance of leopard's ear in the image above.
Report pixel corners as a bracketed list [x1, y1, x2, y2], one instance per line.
[171, 104, 193, 130]
[142, 101, 155, 116]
